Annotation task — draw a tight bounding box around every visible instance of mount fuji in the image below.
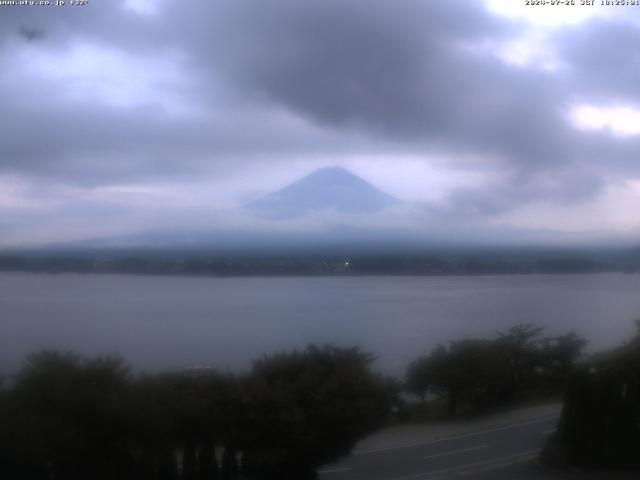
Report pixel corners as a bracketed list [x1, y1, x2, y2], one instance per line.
[247, 167, 398, 219]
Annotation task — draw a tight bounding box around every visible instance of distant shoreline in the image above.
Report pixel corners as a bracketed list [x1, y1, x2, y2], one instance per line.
[0, 268, 634, 279]
[3, 249, 636, 278]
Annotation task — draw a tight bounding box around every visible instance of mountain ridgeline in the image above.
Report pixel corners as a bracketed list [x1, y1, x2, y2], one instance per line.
[247, 167, 398, 218]
[1, 167, 639, 267]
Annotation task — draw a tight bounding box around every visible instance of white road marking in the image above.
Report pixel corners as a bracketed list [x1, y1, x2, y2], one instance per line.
[356, 413, 559, 455]
[542, 428, 557, 435]
[423, 445, 487, 460]
[389, 449, 539, 480]
[318, 466, 352, 475]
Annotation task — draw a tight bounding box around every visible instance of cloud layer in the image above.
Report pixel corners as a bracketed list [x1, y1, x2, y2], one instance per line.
[1, 0, 640, 246]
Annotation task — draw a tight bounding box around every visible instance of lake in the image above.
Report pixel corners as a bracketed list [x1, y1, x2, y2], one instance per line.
[2, 272, 640, 376]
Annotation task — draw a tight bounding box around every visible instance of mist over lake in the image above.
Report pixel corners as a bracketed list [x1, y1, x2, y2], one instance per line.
[2, 272, 640, 376]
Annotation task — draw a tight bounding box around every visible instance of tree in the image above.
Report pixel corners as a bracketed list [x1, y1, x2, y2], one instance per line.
[1, 345, 394, 480]
[406, 325, 587, 417]
[125, 369, 241, 480]
[539, 332, 588, 389]
[543, 324, 640, 469]
[240, 345, 393, 479]
[9, 351, 132, 480]
[495, 324, 544, 394]
[406, 340, 510, 416]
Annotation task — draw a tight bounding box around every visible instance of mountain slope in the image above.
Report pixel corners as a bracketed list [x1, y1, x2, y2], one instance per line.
[247, 167, 398, 218]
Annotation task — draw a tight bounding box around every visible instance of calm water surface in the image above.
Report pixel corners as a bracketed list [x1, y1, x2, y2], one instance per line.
[2, 272, 640, 376]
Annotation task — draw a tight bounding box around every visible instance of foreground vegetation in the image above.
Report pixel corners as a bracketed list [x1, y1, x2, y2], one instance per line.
[406, 324, 640, 471]
[542, 324, 640, 470]
[404, 324, 586, 418]
[3, 322, 638, 478]
[0, 346, 393, 480]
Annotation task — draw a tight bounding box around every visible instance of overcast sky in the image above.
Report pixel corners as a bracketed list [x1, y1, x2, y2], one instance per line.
[1, 0, 640, 247]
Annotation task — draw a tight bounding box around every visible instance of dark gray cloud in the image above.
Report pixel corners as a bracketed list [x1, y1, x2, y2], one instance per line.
[0, 0, 639, 243]
[172, 0, 516, 144]
[157, 0, 636, 204]
[0, 2, 159, 49]
[558, 18, 640, 103]
[156, 0, 640, 184]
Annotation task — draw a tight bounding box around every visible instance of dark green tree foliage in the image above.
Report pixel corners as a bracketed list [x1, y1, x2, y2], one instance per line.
[406, 340, 507, 416]
[538, 332, 588, 388]
[1, 351, 132, 480]
[0, 368, 18, 478]
[120, 369, 243, 480]
[543, 325, 640, 469]
[240, 345, 393, 479]
[405, 325, 586, 416]
[0, 346, 392, 480]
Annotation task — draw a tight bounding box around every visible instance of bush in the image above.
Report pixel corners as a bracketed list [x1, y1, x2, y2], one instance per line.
[240, 345, 393, 479]
[405, 325, 586, 417]
[0, 345, 394, 480]
[542, 326, 640, 469]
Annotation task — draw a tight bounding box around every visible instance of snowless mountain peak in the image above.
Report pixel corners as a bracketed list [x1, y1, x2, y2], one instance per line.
[248, 167, 398, 218]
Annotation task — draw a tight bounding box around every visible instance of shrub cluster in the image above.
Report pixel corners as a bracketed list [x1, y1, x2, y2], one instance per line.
[405, 324, 586, 417]
[0, 345, 393, 480]
[542, 324, 640, 469]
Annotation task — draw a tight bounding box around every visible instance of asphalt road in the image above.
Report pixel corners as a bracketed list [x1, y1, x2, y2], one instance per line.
[318, 412, 560, 480]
